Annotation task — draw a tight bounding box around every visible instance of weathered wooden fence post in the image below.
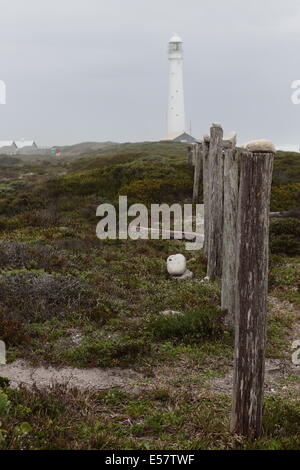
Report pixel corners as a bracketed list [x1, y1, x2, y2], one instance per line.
[192, 142, 202, 203]
[221, 133, 238, 326]
[187, 145, 193, 165]
[193, 143, 198, 166]
[231, 141, 275, 440]
[207, 123, 224, 279]
[202, 135, 210, 256]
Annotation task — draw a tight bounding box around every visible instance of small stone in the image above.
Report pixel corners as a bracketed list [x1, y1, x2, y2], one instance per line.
[243, 139, 276, 154]
[160, 310, 184, 316]
[199, 276, 210, 284]
[72, 334, 83, 346]
[0, 340, 6, 365]
[167, 254, 187, 276]
[171, 269, 194, 281]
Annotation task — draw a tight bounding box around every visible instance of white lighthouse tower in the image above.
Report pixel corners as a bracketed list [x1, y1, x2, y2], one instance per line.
[167, 33, 186, 136]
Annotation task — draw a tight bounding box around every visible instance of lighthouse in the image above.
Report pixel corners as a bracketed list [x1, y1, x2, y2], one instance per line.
[168, 33, 185, 135]
[162, 34, 195, 143]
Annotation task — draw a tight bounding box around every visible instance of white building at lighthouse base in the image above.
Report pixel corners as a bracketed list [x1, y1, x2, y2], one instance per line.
[160, 131, 196, 143]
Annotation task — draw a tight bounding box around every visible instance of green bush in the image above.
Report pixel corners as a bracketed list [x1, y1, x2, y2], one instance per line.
[270, 218, 300, 255]
[69, 152, 146, 172]
[148, 308, 225, 343]
[67, 336, 152, 367]
[0, 156, 21, 167]
[0, 271, 98, 324]
[0, 192, 45, 216]
[271, 183, 300, 212]
[273, 151, 300, 185]
[43, 161, 193, 200]
[119, 176, 193, 204]
[0, 391, 10, 417]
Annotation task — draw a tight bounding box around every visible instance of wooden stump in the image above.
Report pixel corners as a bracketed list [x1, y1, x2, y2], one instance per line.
[202, 135, 210, 256]
[191, 144, 197, 166]
[187, 145, 193, 165]
[207, 123, 224, 279]
[192, 143, 202, 203]
[221, 134, 238, 326]
[231, 149, 274, 440]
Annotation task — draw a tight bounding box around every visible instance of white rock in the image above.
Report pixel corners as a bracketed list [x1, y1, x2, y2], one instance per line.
[167, 254, 187, 276]
[199, 276, 210, 284]
[0, 340, 6, 365]
[243, 139, 276, 154]
[174, 269, 193, 281]
[160, 310, 184, 316]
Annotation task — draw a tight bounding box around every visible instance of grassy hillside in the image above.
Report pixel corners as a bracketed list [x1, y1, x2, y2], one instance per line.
[0, 142, 299, 450]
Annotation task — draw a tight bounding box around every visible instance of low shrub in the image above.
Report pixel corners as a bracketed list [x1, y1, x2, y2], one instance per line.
[273, 151, 300, 185]
[270, 218, 300, 255]
[271, 183, 300, 212]
[0, 192, 45, 216]
[43, 161, 193, 200]
[0, 308, 27, 346]
[119, 176, 193, 204]
[148, 308, 226, 343]
[0, 242, 67, 271]
[67, 335, 152, 367]
[0, 271, 97, 323]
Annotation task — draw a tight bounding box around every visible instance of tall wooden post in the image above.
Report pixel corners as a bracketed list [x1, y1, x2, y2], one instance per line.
[202, 135, 210, 256]
[207, 123, 224, 279]
[221, 133, 238, 326]
[187, 145, 193, 165]
[193, 144, 197, 166]
[192, 143, 202, 203]
[231, 145, 275, 440]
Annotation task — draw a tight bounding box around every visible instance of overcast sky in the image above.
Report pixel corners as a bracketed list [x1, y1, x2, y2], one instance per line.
[0, 0, 300, 148]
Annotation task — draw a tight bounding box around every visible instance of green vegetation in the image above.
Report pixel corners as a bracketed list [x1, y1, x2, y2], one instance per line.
[0, 142, 299, 449]
[0, 382, 299, 450]
[270, 218, 300, 255]
[148, 307, 226, 342]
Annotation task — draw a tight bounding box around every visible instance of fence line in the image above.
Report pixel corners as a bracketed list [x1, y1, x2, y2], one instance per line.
[188, 125, 275, 439]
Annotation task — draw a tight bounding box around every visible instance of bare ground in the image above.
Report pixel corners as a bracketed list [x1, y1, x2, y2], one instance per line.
[0, 360, 143, 391]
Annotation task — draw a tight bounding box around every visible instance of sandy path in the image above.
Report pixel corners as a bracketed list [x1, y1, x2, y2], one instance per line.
[0, 359, 143, 391]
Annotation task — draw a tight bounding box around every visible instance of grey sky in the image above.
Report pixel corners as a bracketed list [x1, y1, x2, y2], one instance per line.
[0, 0, 300, 148]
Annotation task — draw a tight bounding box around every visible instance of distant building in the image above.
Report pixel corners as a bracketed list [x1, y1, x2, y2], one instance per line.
[0, 141, 18, 155]
[160, 132, 196, 144]
[15, 140, 38, 154]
